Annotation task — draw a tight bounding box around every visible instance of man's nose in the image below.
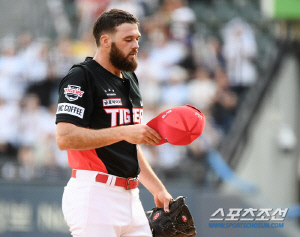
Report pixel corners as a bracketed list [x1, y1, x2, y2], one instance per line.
[132, 39, 139, 49]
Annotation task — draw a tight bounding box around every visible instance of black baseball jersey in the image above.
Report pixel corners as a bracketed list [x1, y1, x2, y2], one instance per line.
[55, 57, 143, 178]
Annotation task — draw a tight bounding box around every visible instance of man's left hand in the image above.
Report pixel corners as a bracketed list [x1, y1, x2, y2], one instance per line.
[154, 190, 173, 213]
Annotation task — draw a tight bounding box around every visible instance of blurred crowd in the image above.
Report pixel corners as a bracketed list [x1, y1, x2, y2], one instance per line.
[0, 0, 259, 184]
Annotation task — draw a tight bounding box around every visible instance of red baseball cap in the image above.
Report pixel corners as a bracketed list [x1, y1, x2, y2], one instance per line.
[147, 104, 206, 146]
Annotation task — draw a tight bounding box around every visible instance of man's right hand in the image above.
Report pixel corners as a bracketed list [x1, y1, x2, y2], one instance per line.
[121, 124, 162, 145]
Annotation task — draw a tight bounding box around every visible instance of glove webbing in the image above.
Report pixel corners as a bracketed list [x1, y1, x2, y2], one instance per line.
[170, 203, 194, 236]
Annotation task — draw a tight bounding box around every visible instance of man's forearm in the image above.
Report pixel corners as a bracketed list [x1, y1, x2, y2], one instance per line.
[137, 146, 172, 211]
[56, 122, 126, 150]
[137, 146, 167, 195]
[56, 122, 162, 150]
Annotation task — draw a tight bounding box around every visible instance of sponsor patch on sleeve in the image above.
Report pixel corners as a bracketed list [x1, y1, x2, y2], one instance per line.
[64, 85, 84, 101]
[103, 98, 122, 107]
[56, 103, 85, 119]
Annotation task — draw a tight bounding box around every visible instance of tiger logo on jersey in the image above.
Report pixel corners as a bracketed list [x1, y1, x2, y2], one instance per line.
[64, 85, 84, 101]
[104, 108, 143, 127]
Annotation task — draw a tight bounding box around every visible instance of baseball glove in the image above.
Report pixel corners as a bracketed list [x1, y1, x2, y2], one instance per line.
[145, 196, 196, 237]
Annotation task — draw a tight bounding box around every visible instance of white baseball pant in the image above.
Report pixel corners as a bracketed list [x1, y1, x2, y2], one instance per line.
[62, 170, 152, 237]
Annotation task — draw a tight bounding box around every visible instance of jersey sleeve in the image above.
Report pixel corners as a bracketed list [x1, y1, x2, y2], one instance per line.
[55, 66, 93, 127]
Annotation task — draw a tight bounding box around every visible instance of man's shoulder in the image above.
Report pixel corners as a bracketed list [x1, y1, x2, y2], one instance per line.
[64, 57, 95, 78]
[80, 57, 95, 67]
[71, 57, 95, 71]
[59, 58, 93, 87]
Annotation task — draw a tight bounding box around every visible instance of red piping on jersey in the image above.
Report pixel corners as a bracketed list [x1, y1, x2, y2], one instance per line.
[67, 149, 108, 173]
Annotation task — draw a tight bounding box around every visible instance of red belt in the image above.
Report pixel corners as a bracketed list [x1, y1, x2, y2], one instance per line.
[72, 170, 139, 190]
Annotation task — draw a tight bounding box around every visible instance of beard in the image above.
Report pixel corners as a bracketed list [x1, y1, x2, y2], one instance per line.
[109, 42, 138, 72]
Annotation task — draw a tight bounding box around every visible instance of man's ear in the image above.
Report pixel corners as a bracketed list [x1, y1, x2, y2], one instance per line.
[100, 34, 111, 48]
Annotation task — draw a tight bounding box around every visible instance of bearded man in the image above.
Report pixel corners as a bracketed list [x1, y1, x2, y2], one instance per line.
[55, 9, 172, 237]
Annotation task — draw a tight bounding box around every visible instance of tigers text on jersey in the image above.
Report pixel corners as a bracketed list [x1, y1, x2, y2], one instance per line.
[56, 57, 143, 178]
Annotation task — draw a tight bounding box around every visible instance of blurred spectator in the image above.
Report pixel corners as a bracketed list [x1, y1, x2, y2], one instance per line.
[156, 143, 187, 180]
[106, 0, 146, 20]
[186, 110, 222, 185]
[49, 37, 75, 78]
[0, 38, 23, 102]
[19, 38, 49, 83]
[139, 80, 161, 106]
[26, 65, 60, 107]
[222, 18, 257, 101]
[75, 0, 109, 38]
[169, 0, 196, 45]
[33, 103, 68, 180]
[17, 94, 49, 147]
[135, 49, 163, 106]
[160, 66, 189, 108]
[72, 32, 95, 60]
[138, 0, 160, 16]
[0, 97, 19, 159]
[187, 66, 217, 111]
[47, 0, 72, 37]
[193, 35, 226, 74]
[17, 31, 34, 55]
[147, 27, 187, 82]
[211, 68, 238, 133]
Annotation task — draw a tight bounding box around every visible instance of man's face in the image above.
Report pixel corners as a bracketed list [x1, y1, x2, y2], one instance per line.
[109, 23, 140, 72]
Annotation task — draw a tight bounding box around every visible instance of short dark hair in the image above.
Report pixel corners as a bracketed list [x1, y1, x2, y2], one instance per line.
[93, 9, 139, 46]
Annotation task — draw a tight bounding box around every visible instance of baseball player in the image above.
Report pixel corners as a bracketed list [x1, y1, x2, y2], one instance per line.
[55, 9, 173, 237]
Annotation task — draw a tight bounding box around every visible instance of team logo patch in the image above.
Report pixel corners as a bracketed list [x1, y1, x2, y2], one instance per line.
[153, 213, 160, 221]
[64, 85, 84, 101]
[103, 98, 122, 107]
[182, 215, 187, 222]
[56, 103, 85, 119]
